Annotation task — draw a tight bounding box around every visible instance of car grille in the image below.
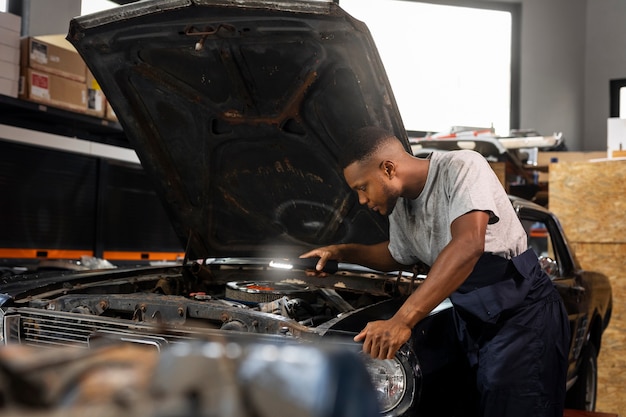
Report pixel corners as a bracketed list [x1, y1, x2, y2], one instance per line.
[2, 307, 208, 350]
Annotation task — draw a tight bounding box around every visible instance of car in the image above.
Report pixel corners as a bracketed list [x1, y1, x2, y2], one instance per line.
[0, 1, 612, 416]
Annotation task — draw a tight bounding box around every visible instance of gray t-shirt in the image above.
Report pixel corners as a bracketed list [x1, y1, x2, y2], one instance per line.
[388, 150, 527, 266]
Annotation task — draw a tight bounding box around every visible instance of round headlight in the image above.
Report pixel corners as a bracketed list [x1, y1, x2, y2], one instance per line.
[362, 356, 406, 412]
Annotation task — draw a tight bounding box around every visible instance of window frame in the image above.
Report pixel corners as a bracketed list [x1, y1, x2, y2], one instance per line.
[610, 78, 626, 118]
[518, 207, 577, 278]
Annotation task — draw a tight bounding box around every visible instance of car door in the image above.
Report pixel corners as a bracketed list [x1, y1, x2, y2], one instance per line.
[517, 207, 588, 381]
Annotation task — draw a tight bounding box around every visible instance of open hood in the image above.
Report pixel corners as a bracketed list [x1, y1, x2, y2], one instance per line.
[67, 0, 408, 260]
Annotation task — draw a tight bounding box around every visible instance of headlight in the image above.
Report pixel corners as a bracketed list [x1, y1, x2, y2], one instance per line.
[0, 294, 10, 345]
[361, 345, 421, 416]
[0, 309, 6, 345]
[363, 356, 406, 412]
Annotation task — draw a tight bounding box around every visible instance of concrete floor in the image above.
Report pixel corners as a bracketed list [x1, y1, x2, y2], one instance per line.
[595, 270, 625, 416]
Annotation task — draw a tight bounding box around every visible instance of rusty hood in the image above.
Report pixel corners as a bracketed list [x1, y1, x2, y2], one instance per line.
[67, 0, 407, 260]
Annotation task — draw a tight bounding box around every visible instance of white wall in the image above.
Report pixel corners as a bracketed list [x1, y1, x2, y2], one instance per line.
[518, 0, 587, 150]
[498, 0, 626, 151]
[431, 0, 626, 151]
[584, 1, 626, 152]
[20, 0, 81, 36]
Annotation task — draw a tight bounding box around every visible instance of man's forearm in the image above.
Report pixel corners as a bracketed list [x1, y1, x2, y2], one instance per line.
[391, 212, 487, 329]
[337, 241, 406, 272]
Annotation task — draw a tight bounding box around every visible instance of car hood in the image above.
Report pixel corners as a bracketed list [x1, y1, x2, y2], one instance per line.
[67, 0, 407, 260]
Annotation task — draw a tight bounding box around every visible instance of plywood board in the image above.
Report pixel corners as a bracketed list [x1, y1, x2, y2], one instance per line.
[549, 160, 626, 243]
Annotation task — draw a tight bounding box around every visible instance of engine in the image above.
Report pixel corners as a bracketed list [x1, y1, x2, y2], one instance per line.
[15, 264, 393, 345]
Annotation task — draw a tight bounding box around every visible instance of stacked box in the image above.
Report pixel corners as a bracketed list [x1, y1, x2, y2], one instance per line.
[20, 35, 86, 81]
[86, 70, 106, 118]
[0, 12, 21, 98]
[19, 34, 105, 118]
[105, 100, 118, 122]
[21, 67, 90, 114]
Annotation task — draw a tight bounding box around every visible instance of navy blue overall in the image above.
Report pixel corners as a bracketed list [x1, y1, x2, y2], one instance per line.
[449, 249, 570, 417]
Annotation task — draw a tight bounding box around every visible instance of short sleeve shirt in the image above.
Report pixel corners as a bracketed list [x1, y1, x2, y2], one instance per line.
[388, 150, 527, 266]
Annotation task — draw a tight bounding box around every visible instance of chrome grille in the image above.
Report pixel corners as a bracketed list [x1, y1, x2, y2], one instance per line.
[3, 307, 207, 349]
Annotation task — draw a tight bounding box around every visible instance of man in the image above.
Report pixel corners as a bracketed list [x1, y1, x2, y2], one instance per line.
[300, 126, 570, 417]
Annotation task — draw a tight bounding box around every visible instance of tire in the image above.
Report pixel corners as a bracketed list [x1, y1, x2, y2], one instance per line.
[565, 342, 598, 411]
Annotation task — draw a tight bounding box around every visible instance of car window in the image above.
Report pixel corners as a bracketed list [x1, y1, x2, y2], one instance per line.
[520, 218, 560, 279]
[522, 220, 555, 261]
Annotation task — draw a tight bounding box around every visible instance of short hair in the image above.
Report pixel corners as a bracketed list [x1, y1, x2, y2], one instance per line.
[338, 126, 396, 170]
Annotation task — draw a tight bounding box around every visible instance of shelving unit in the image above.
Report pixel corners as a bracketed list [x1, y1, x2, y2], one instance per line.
[0, 94, 183, 266]
[0, 94, 127, 148]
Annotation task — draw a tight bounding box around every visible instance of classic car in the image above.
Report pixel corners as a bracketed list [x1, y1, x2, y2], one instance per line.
[0, 0, 611, 416]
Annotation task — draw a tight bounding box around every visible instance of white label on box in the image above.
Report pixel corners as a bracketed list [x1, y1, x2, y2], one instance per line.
[30, 40, 48, 65]
[30, 72, 50, 100]
[87, 88, 104, 111]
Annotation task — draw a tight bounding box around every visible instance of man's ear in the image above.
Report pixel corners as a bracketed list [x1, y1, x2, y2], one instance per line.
[381, 160, 395, 178]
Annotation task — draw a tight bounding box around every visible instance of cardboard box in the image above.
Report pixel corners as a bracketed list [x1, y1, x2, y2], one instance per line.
[0, 43, 20, 64]
[0, 26, 19, 48]
[21, 35, 86, 82]
[86, 70, 106, 118]
[20, 67, 88, 113]
[0, 59, 19, 81]
[0, 76, 18, 98]
[105, 100, 118, 122]
[0, 12, 21, 33]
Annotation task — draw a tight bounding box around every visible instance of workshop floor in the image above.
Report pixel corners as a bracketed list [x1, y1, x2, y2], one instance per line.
[595, 270, 625, 416]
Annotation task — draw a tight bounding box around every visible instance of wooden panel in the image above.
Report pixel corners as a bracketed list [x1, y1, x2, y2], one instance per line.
[564, 410, 619, 417]
[549, 160, 626, 416]
[535, 151, 607, 183]
[537, 151, 607, 165]
[570, 242, 626, 279]
[549, 160, 626, 244]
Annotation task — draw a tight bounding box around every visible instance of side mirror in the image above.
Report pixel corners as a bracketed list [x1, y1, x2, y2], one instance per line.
[538, 256, 558, 280]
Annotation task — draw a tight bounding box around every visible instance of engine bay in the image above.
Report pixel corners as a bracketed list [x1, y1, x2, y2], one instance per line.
[17, 260, 416, 340]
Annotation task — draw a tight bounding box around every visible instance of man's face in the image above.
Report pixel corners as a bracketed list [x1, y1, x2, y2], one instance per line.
[343, 160, 399, 216]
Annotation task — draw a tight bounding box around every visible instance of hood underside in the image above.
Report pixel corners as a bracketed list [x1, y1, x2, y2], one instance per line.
[67, 0, 408, 260]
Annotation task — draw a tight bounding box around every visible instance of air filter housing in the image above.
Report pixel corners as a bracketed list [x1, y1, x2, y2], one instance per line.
[225, 281, 315, 304]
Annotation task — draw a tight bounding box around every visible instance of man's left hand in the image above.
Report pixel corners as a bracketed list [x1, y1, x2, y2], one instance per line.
[353, 317, 412, 359]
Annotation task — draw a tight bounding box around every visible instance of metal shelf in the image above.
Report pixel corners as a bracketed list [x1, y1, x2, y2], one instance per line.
[0, 93, 130, 149]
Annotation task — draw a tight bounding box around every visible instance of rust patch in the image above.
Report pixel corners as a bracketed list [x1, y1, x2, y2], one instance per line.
[220, 71, 318, 126]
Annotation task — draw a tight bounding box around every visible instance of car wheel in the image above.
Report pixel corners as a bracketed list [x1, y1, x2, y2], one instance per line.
[565, 342, 598, 411]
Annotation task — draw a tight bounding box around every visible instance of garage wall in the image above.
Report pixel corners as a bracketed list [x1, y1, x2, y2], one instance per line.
[517, 0, 586, 151]
[11, 0, 81, 36]
[519, 0, 626, 152]
[584, 1, 626, 152]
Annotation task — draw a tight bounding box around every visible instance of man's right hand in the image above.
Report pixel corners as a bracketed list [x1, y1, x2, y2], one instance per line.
[300, 241, 404, 275]
[299, 245, 342, 276]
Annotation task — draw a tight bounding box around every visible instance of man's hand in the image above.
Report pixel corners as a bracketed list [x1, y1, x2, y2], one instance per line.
[299, 246, 341, 276]
[353, 317, 412, 360]
[300, 241, 404, 275]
